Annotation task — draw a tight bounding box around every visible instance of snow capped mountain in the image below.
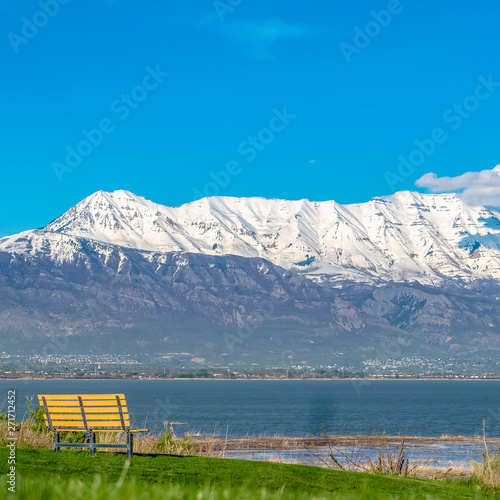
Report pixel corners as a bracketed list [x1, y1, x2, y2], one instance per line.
[2, 189, 500, 360]
[2, 189, 500, 286]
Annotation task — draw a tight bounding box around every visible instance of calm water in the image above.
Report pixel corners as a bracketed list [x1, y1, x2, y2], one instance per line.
[1, 379, 499, 438]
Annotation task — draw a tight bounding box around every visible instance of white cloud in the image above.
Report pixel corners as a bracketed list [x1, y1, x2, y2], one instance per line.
[415, 165, 500, 207]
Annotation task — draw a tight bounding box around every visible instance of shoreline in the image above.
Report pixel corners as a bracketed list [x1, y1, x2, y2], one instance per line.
[2, 376, 500, 381]
[191, 435, 500, 455]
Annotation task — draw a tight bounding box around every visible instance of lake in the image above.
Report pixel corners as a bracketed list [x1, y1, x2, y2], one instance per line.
[2, 379, 499, 438]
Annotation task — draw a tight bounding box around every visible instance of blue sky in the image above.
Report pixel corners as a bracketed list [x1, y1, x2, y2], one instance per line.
[2, 0, 500, 236]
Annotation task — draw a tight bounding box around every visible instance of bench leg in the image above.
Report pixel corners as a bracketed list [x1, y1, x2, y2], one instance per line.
[90, 432, 96, 457]
[54, 431, 60, 452]
[127, 432, 133, 460]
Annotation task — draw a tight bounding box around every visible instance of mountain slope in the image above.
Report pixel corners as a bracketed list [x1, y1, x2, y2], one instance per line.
[1, 237, 499, 362]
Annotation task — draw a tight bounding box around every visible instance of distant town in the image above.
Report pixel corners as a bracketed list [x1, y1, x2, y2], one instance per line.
[0, 352, 499, 380]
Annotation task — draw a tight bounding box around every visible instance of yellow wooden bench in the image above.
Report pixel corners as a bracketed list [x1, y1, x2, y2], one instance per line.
[38, 394, 149, 459]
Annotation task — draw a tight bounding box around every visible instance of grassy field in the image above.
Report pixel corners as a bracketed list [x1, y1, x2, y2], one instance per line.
[0, 447, 498, 499]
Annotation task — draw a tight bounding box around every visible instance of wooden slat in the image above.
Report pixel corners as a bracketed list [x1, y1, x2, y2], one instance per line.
[42, 408, 128, 414]
[53, 429, 126, 432]
[88, 421, 129, 427]
[53, 428, 87, 432]
[43, 407, 84, 414]
[41, 404, 127, 411]
[44, 415, 83, 424]
[48, 415, 130, 422]
[50, 419, 130, 426]
[50, 428, 87, 432]
[68, 429, 126, 432]
[40, 400, 127, 407]
[45, 407, 129, 415]
[47, 410, 130, 416]
[44, 416, 130, 426]
[47, 414, 130, 423]
[83, 398, 126, 403]
[88, 420, 130, 426]
[48, 420, 127, 427]
[47, 421, 85, 427]
[45, 413, 127, 421]
[48, 416, 83, 421]
[38, 394, 126, 400]
[42, 424, 145, 433]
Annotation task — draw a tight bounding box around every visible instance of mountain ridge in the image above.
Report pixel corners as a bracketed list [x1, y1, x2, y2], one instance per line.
[3, 189, 500, 287]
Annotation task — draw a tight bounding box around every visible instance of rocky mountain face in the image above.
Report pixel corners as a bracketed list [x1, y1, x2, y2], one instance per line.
[1, 190, 500, 365]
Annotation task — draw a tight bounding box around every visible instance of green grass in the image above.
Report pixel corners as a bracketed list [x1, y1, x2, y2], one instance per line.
[0, 447, 498, 499]
[1, 475, 471, 500]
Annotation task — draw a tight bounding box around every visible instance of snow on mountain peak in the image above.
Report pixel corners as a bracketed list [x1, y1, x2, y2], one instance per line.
[4, 189, 500, 286]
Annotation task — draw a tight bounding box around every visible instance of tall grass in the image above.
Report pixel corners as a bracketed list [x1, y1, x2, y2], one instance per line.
[0, 397, 52, 449]
[471, 421, 500, 487]
[156, 421, 195, 455]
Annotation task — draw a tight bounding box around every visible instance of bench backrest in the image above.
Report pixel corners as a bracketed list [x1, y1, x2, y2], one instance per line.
[37, 394, 130, 432]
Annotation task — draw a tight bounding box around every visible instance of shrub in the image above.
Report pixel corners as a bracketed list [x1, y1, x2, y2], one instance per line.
[156, 422, 194, 455]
